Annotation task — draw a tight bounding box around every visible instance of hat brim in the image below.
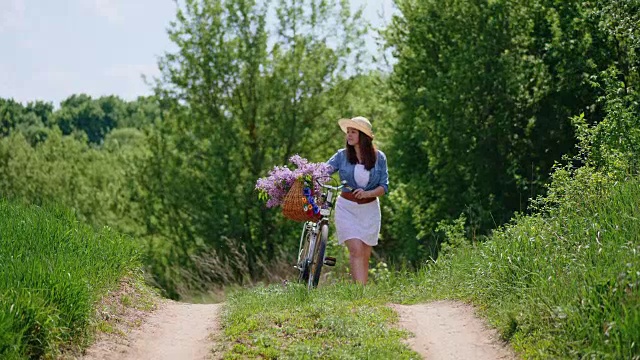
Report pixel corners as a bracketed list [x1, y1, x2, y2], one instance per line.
[338, 118, 374, 139]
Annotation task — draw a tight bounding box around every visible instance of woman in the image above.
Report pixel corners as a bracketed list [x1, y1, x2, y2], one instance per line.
[327, 116, 389, 285]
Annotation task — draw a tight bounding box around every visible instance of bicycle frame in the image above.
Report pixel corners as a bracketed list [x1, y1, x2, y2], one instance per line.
[295, 177, 347, 289]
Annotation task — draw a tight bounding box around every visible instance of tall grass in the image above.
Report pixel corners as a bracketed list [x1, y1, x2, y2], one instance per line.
[0, 200, 141, 359]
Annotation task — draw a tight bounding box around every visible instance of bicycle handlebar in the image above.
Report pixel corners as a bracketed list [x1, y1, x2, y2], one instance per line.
[315, 177, 353, 192]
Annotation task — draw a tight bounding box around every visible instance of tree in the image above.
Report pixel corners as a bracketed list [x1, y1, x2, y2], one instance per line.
[0, 128, 147, 236]
[54, 94, 126, 144]
[0, 98, 54, 144]
[140, 0, 367, 297]
[0, 98, 26, 137]
[572, 0, 640, 174]
[24, 101, 54, 127]
[121, 96, 161, 129]
[383, 0, 619, 261]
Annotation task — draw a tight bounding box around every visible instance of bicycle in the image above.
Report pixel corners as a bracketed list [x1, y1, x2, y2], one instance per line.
[294, 177, 349, 289]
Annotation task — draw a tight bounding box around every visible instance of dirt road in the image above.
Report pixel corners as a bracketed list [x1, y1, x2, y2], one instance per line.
[392, 301, 518, 360]
[82, 300, 517, 359]
[82, 301, 221, 360]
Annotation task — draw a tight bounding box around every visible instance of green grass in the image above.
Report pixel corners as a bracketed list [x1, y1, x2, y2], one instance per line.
[0, 200, 142, 359]
[219, 282, 417, 359]
[220, 176, 640, 359]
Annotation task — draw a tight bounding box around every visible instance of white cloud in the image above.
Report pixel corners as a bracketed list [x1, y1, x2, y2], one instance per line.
[0, 0, 26, 33]
[94, 0, 122, 24]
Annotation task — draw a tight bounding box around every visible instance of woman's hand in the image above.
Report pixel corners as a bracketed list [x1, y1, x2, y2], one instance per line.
[352, 188, 370, 199]
[352, 186, 385, 199]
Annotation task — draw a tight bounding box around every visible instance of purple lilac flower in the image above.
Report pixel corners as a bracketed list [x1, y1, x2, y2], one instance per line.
[255, 154, 333, 208]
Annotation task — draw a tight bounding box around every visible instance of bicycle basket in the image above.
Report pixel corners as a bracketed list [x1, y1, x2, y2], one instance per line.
[282, 178, 321, 222]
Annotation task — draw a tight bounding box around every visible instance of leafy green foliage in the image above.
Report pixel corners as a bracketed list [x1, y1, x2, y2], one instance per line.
[0, 128, 148, 237]
[435, 214, 468, 256]
[0, 201, 141, 359]
[0, 98, 26, 136]
[382, 0, 639, 262]
[53, 94, 125, 144]
[561, 0, 640, 179]
[1, 94, 157, 145]
[0, 99, 54, 144]
[139, 0, 369, 297]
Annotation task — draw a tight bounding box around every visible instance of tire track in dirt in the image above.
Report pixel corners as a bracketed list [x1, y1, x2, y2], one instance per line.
[392, 301, 518, 360]
[83, 298, 517, 359]
[82, 301, 221, 360]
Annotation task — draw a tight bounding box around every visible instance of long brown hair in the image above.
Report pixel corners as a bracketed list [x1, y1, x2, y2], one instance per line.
[346, 131, 377, 170]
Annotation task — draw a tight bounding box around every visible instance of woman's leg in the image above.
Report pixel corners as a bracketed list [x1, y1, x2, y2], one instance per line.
[345, 239, 372, 284]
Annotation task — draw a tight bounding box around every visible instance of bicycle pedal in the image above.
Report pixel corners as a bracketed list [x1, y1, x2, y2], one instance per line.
[323, 256, 337, 266]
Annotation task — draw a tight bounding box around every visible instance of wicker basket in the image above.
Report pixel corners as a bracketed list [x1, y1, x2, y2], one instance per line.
[282, 178, 321, 222]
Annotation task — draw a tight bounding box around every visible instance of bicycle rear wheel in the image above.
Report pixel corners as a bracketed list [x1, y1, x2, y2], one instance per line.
[308, 223, 329, 289]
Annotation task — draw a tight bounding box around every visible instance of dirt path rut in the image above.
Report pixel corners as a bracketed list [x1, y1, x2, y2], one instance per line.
[82, 298, 516, 359]
[392, 301, 518, 360]
[82, 301, 221, 360]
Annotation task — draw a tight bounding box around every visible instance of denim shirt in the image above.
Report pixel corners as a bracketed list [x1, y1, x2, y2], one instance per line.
[327, 149, 389, 194]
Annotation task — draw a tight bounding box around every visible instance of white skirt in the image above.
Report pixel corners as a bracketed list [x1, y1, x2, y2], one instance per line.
[334, 196, 381, 246]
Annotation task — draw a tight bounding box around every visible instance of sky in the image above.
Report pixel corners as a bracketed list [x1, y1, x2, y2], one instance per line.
[0, 0, 395, 106]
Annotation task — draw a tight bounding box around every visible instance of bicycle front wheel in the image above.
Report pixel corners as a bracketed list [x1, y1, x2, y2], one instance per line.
[308, 223, 329, 289]
[297, 223, 313, 283]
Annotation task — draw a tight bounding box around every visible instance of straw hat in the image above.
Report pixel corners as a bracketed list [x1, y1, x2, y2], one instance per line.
[338, 116, 374, 139]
